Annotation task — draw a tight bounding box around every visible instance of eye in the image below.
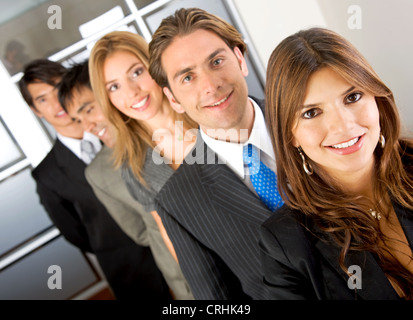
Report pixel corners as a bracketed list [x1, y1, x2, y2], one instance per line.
[345, 92, 363, 104]
[108, 84, 119, 92]
[131, 67, 144, 78]
[301, 108, 322, 119]
[38, 97, 47, 104]
[183, 75, 192, 83]
[212, 58, 222, 66]
[86, 106, 94, 114]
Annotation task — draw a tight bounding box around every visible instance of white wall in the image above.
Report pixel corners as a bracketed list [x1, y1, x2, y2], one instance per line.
[235, 0, 413, 135]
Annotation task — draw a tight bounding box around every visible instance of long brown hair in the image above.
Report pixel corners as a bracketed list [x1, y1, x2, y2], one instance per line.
[89, 31, 197, 182]
[265, 27, 413, 297]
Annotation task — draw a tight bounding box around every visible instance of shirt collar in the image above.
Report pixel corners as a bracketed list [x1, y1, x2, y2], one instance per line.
[83, 131, 102, 153]
[56, 131, 101, 160]
[200, 98, 274, 179]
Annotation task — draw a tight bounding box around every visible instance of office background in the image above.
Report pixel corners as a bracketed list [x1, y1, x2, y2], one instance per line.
[0, 0, 411, 299]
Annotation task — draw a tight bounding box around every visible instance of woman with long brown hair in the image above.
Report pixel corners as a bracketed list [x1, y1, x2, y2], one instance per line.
[89, 31, 197, 300]
[260, 27, 413, 299]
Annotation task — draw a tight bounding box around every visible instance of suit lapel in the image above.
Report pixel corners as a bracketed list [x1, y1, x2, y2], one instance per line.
[182, 97, 271, 225]
[394, 201, 413, 248]
[53, 139, 87, 184]
[186, 131, 272, 225]
[313, 232, 400, 300]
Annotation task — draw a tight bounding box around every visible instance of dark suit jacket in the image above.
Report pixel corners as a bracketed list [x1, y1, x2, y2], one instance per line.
[155, 98, 274, 300]
[260, 202, 413, 300]
[32, 139, 170, 300]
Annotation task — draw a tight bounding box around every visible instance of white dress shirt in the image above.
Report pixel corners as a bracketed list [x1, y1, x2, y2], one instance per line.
[200, 98, 275, 194]
[57, 131, 102, 163]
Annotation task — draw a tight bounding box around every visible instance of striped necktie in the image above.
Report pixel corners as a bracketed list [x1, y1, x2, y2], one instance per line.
[80, 139, 97, 164]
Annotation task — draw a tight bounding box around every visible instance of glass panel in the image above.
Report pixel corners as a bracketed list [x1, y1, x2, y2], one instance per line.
[144, 0, 233, 33]
[0, 117, 24, 170]
[0, 236, 99, 299]
[0, 167, 53, 256]
[63, 21, 141, 67]
[0, 0, 131, 76]
[143, 0, 265, 99]
[134, 0, 156, 10]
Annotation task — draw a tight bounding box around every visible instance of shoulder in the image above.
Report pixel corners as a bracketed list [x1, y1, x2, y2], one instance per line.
[262, 204, 307, 231]
[86, 146, 112, 176]
[143, 148, 175, 188]
[85, 147, 114, 181]
[260, 205, 314, 257]
[32, 143, 59, 180]
[156, 162, 200, 203]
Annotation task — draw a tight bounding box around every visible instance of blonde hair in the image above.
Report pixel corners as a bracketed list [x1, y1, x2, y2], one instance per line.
[89, 31, 196, 182]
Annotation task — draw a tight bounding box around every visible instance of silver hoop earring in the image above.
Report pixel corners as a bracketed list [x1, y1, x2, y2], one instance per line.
[379, 134, 385, 149]
[297, 146, 313, 175]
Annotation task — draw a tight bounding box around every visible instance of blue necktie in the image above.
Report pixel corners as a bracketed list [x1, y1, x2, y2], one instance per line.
[243, 144, 283, 212]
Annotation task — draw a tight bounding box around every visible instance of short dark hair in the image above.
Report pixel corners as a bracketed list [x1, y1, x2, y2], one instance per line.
[18, 59, 66, 108]
[58, 60, 91, 113]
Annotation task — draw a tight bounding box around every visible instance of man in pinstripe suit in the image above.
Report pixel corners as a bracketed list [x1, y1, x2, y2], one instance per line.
[148, 8, 282, 299]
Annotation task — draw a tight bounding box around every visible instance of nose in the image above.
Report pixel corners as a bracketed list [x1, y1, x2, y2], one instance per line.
[126, 78, 139, 98]
[200, 69, 220, 96]
[83, 118, 95, 133]
[325, 105, 354, 134]
[52, 92, 63, 110]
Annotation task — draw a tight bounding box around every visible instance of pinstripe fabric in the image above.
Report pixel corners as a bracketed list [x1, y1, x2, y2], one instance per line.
[155, 99, 274, 300]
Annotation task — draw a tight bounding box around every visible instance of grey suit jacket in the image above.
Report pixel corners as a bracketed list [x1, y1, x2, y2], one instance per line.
[85, 145, 193, 300]
[155, 98, 274, 300]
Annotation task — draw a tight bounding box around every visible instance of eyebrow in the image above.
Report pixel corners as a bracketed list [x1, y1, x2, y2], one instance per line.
[172, 48, 226, 82]
[34, 86, 56, 103]
[76, 101, 92, 114]
[104, 62, 142, 86]
[302, 86, 356, 108]
[34, 94, 46, 103]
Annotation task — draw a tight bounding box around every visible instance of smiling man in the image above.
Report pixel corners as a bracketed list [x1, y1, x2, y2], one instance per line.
[58, 64, 116, 149]
[148, 8, 284, 300]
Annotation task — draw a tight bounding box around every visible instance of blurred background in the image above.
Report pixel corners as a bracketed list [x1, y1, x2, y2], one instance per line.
[0, 0, 411, 300]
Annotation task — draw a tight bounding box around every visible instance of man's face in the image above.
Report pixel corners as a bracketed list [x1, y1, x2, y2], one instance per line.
[65, 86, 116, 148]
[27, 81, 73, 129]
[162, 29, 253, 138]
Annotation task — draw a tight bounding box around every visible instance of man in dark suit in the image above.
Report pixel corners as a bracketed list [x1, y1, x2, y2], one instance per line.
[148, 8, 284, 299]
[19, 59, 171, 300]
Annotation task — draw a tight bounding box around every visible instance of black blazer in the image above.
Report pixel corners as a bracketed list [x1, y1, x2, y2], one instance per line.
[259, 202, 413, 300]
[155, 98, 274, 300]
[32, 139, 170, 300]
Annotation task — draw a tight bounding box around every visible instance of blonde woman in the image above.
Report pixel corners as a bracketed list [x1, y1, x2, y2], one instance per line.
[89, 31, 197, 300]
